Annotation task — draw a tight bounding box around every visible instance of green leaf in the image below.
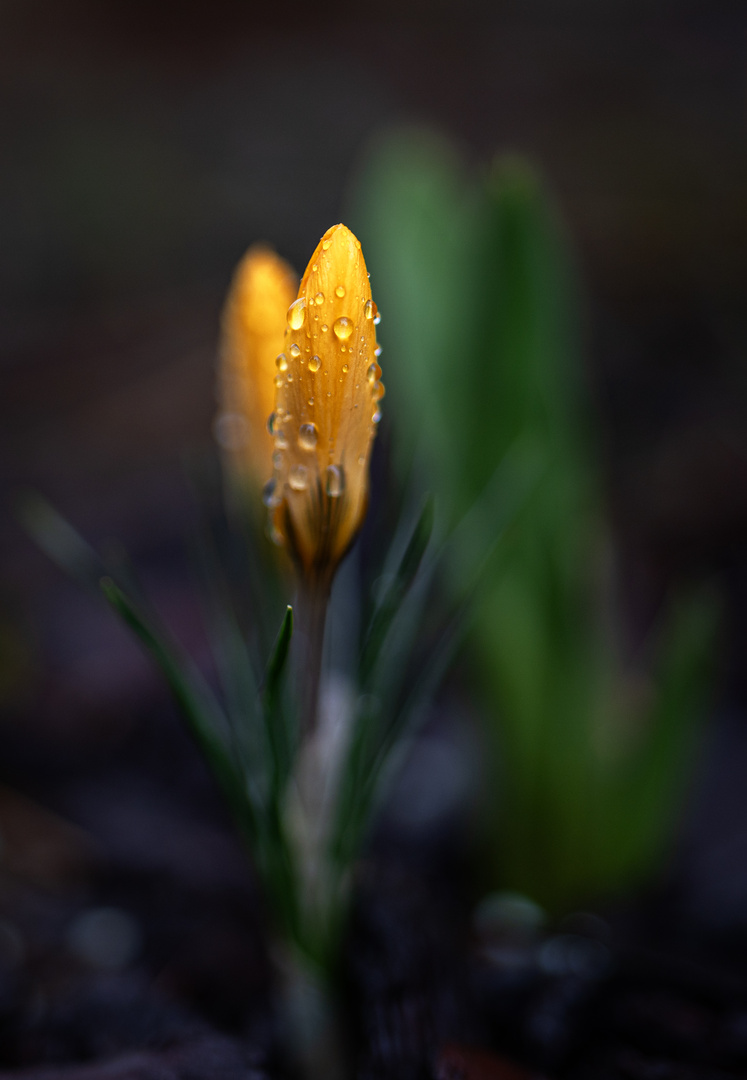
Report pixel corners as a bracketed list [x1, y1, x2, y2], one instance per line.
[17, 492, 105, 589]
[100, 576, 253, 838]
[359, 496, 434, 686]
[605, 585, 720, 886]
[264, 604, 294, 709]
[261, 604, 295, 792]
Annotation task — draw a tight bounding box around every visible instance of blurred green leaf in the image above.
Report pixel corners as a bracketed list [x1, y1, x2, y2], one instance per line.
[99, 576, 253, 836]
[359, 495, 434, 686]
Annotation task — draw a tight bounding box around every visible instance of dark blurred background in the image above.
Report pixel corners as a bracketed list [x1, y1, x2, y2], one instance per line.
[2, 0, 747, 922]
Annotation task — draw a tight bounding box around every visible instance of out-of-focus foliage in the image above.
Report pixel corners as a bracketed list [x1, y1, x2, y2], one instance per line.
[351, 129, 718, 914]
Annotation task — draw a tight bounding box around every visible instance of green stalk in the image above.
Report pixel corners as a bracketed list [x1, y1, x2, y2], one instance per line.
[297, 574, 331, 738]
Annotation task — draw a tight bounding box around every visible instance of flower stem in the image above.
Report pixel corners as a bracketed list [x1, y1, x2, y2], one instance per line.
[297, 574, 331, 738]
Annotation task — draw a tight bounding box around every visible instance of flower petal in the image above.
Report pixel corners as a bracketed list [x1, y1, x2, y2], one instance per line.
[270, 224, 384, 578]
[217, 245, 297, 491]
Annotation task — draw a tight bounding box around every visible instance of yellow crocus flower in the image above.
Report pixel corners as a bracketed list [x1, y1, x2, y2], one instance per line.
[217, 245, 298, 492]
[266, 223, 384, 584]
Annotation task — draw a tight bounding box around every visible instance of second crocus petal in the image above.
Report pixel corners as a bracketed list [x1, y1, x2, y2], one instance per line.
[217, 245, 298, 493]
[267, 224, 384, 581]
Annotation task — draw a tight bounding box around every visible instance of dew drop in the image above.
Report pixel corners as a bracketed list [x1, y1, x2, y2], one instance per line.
[274, 374, 284, 388]
[367, 362, 381, 384]
[335, 285, 345, 298]
[321, 323, 328, 332]
[375, 345, 382, 358]
[308, 355, 321, 372]
[373, 381, 385, 401]
[272, 450, 283, 469]
[322, 239, 332, 250]
[372, 407, 382, 424]
[333, 317, 353, 342]
[307, 398, 314, 406]
[364, 299, 374, 320]
[267, 523, 284, 547]
[298, 422, 318, 451]
[275, 430, 289, 450]
[262, 478, 280, 507]
[342, 364, 349, 374]
[287, 298, 306, 330]
[374, 311, 381, 325]
[288, 464, 308, 492]
[325, 464, 345, 497]
[315, 291, 324, 305]
[267, 412, 277, 435]
[289, 343, 301, 359]
[276, 353, 288, 371]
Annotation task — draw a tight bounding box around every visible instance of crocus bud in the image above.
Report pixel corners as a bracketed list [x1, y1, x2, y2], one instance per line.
[266, 224, 384, 582]
[217, 245, 297, 493]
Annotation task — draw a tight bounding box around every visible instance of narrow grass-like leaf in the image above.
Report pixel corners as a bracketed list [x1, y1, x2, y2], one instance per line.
[607, 586, 719, 884]
[262, 604, 295, 796]
[100, 576, 253, 838]
[17, 492, 105, 589]
[360, 495, 434, 685]
[264, 604, 294, 708]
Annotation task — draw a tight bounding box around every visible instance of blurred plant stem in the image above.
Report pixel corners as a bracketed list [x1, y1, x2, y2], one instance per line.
[297, 576, 331, 738]
[275, 942, 348, 1080]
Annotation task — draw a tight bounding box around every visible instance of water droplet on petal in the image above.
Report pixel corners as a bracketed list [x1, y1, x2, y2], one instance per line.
[262, 478, 281, 507]
[322, 239, 332, 250]
[325, 464, 345, 497]
[321, 323, 328, 333]
[375, 345, 382, 358]
[364, 299, 374, 320]
[288, 464, 308, 491]
[308, 355, 321, 372]
[298, 422, 317, 451]
[372, 407, 382, 424]
[275, 430, 289, 450]
[276, 353, 288, 371]
[267, 412, 277, 435]
[335, 285, 345, 298]
[333, 317, 353, 341]
[268, 523, 284, 547]
[342, 364, 349, 374]
[289, 343, 301, 359]
[272, 450, 283, 469]
[287, 298, 306, 330]
[373, 312, 381, 326]
[315, 291, 324, 305]
[367, 362, 381, 384]
[373, 381, 385, 401]
[274, 374, 284, 388]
